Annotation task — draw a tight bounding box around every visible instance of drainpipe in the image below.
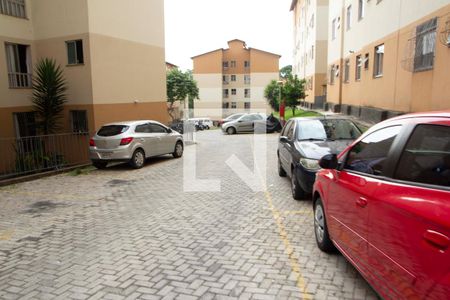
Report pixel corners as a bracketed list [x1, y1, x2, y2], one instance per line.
[338, 0, 346, 111]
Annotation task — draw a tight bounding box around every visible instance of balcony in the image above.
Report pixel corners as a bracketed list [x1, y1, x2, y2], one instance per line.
[8, 72, 32, 88]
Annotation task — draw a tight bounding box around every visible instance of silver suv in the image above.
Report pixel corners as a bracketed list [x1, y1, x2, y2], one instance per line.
[89, 120, 183, 169]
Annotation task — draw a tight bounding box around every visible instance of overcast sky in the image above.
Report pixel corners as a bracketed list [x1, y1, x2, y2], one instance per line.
[164, 0, 293, 71]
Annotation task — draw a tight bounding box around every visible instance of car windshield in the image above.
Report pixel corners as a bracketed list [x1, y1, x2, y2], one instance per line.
[97, 125, 129, 137]
[297, 119, 361, 141]
[228, 114, 243, 120]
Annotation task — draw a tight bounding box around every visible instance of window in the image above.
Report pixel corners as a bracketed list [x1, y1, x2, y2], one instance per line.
[364, 53, 369, 69]
[346, 5, 352, 30]
[330, 65, 335, 85]
[414, 18, 437, 72]
[281, 120, 293, 137]
[223, 89, 229, 98]
[358, 0, 365, 21]
[244, 61, 250, 68]
[135, 123, 151, 133]
[345, 126, 401, 176]
[98, 125, 129, 137]
[0, 0, 26, 18]
[244, 74, 251, 84]
[231, 75, 236, 82]
[5, 43, 31, 88]
[395, 125, 450, 187]
[374, 44, 384, 77]
[223, 102, 229, 109]
[223, 75, 229, 84]
[222, 61, 229, 69]
[332, 19, 337, 40]
[231, 102, 237, 109]
[149, 124, 168, 133]
[14, 112, 36, 138]
[230, 60, 236, 68]
[344, 59, 350, 83]
[71, 110, 88, 133]
[66, 40, 84, 65]
[244, 89, 250, 98]
[244, 102, 250, 109]
[231, 89, 236, 95]
[355, 55, 362, 81]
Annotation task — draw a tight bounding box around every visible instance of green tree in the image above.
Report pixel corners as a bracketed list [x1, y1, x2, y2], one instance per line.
[279, 65, 292, 79]
[167, 68, 199, 121]
[264, 80, 283, 112]
[32, 58, 67, 134]
[284, 75, 306, 116]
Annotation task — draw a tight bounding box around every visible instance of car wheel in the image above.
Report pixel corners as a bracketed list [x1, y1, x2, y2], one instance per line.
[291, 169, 306, 200]
[314, 197, 336, 253]
[92, 160, 108, 169]
[227, 127, 236, 135]
[173, 141, 184, 158]
[278, 157, 286, 177]
[129, 149, 145, 169]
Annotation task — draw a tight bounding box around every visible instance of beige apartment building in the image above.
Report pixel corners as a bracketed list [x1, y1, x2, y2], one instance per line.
[327, 0, 450, 122]
[290, 0, 329, 109]
[191, 39, 280, 119]
[0, 0, 167, 139]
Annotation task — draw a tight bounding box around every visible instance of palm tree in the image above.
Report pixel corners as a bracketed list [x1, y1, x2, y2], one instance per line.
[32, 58, 67, 134]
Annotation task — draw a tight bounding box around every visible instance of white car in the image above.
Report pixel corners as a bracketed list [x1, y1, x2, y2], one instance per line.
[188, 118, 213, 129]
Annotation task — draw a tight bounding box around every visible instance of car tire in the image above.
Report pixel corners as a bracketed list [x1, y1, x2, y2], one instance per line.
[278, 157, 286, 177]
[173, 141, 184, 158]
[291, 169, 306, 200]
[92, 160, 108, 169]
[314, 197, 336, 253]
[227, 127, 236, 135]
[129, 149, 145, 169]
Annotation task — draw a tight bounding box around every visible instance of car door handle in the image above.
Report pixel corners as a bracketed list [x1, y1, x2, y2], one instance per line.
[423, 230, 450, 250]
[356, 197, 368, 208]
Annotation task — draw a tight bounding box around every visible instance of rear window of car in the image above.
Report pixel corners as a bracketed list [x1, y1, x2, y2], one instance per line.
[97, 125, 129, 136]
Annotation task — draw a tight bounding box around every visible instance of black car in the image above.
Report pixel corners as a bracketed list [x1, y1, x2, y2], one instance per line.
[277, 117, 362, 199]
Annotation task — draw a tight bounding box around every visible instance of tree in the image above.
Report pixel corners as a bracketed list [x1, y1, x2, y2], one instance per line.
[264, 80, 283, 112]
[32, 58, 68, 134]
[284, 75, 306, 116]
[279, 65, 292, 79]
[166, 68, 199, 121]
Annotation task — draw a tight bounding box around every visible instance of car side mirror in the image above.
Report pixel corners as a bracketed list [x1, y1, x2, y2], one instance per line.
[167, 128, 173, 133]
[279, 136, 288, 143]
[319, 154, 338, 169]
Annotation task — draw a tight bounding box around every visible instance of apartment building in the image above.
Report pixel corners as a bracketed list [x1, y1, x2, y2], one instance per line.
[191, 39, 280, 118]
[291, 0, 329, 109]
[0, 0, 167, 138]
[327, 0, 450, 122]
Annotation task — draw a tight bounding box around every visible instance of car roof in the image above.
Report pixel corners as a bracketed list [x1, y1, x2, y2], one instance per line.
[102, 120, 164, 127]
[384, 110, 450, 122]
[289, 116, 355, 122]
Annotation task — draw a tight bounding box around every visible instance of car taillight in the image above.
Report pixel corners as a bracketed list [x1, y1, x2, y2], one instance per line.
[120, 137, 133, 145]
[89, 138, 95, 147]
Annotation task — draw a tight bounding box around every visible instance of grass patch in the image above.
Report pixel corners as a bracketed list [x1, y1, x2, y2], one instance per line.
[273, 109, 322, 121]
[68, 166, 95, 176]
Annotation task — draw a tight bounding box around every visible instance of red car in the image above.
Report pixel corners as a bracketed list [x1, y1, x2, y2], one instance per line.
[313, 111, 450, 300]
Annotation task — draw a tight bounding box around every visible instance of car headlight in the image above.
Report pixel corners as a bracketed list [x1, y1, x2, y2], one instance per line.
[299, 158, 320, 171]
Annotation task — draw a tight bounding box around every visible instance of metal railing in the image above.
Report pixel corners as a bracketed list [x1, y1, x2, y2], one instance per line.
[0, 132, 92, 180]
[8, 72, 32, 88]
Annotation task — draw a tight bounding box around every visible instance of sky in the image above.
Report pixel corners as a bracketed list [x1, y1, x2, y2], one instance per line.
[164, 0, 293, 71]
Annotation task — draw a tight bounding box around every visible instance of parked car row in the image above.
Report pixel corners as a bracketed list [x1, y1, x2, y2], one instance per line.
[221, 113, 282, 134]
[278, 111, 450, 299]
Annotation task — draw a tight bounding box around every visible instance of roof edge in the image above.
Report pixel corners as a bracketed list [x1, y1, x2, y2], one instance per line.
[249, 47, 282, 58]
[191, 48, 223, 59]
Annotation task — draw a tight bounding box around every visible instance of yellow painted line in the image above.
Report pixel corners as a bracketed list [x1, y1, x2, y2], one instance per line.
[0, 229, 14, 241]
[264, 190, 312, 300]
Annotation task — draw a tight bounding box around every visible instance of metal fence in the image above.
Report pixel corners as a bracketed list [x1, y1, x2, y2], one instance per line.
[0, 132, 92, 180]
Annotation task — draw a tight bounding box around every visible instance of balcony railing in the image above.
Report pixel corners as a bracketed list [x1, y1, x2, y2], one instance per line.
[0, 0, 26, 18]
[8, 72, 32, 88]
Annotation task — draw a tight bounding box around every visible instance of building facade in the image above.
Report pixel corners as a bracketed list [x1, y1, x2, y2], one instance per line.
[291, 0, 329, 109]
[191, 39, 280, 119]
[327, 0, 450, 122]
[0, 0, 168, 138]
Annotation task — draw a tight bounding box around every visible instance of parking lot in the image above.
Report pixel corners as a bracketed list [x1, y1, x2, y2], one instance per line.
[0, 130, 377, 300]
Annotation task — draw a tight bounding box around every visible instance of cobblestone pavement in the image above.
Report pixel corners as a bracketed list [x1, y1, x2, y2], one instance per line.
[0, 130, 378, 300]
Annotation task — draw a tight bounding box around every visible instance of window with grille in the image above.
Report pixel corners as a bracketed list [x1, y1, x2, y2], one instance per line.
[414, 18, 437, 72]
[355, 55, 362, 81]
[71, 110, 88, 133]
[0, 0, 26, 18]
[222, 61, 229, 69]
[231, 89, 236, 95]
[223, 89, 229, 98]
[5, 43, 32, 88]
[231, 75, 236, 82]
[231, 102, 237, 109]
[66, 40, 84, 65]
[344, 59, 350, 83]
[244, 102, 251, 109]
[230, 61, 236, 68]
[374, 44, 384, 77]
[244, 75, 251, 84]
[244, 89, 251, 98]
[244, 61, 250, 68]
